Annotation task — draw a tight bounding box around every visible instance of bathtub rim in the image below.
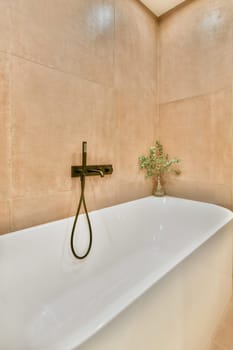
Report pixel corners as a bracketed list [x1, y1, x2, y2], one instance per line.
[1, 195, 233, 238]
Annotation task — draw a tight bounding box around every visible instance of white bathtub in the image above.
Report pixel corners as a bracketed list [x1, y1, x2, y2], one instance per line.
[0, 196, 232, 350]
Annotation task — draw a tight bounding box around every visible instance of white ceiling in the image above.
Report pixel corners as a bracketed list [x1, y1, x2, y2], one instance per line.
[140, 0, 186, 17]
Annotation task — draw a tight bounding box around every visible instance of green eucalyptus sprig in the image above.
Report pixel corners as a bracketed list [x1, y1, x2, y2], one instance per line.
[139, 140, 181, 178]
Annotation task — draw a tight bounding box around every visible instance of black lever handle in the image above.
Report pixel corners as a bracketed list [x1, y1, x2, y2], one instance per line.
[82, 141, 87, 170]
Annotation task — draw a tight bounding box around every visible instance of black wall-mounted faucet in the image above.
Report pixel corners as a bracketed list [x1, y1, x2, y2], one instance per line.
[71, 141, 113, 178]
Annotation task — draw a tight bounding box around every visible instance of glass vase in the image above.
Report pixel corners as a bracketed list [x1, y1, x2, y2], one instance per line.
[153, 174, 165, 197]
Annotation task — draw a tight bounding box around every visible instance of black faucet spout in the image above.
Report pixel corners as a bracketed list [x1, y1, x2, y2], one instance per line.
[88, 168, 104, 177]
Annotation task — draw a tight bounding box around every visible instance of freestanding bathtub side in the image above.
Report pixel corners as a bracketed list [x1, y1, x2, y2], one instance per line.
[78, 223, 232, 350]
[0, 196, 232, 350]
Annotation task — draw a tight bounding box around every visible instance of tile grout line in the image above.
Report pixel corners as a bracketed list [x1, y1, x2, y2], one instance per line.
[231, 22, 233, 212]
[7, 3, 13, 232]
[4, 54, 13, 233]
[159, 85, 233, 107]
[157, 17, 161, 141]
[0, 49, 114, 91]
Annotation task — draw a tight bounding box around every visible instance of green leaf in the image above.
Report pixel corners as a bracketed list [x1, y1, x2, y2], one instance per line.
[138, 140, 181, 179]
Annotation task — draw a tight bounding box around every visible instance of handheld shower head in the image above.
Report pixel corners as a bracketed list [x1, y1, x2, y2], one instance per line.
[82, 141, 87, 170]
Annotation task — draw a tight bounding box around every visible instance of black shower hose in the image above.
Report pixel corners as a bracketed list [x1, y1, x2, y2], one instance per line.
[70, 174, 93, 259]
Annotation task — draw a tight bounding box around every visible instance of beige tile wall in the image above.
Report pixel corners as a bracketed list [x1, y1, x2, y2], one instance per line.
[0, 0, 158, 233]
[159, 0, 233, 209]
[1, 0, 232, 234]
